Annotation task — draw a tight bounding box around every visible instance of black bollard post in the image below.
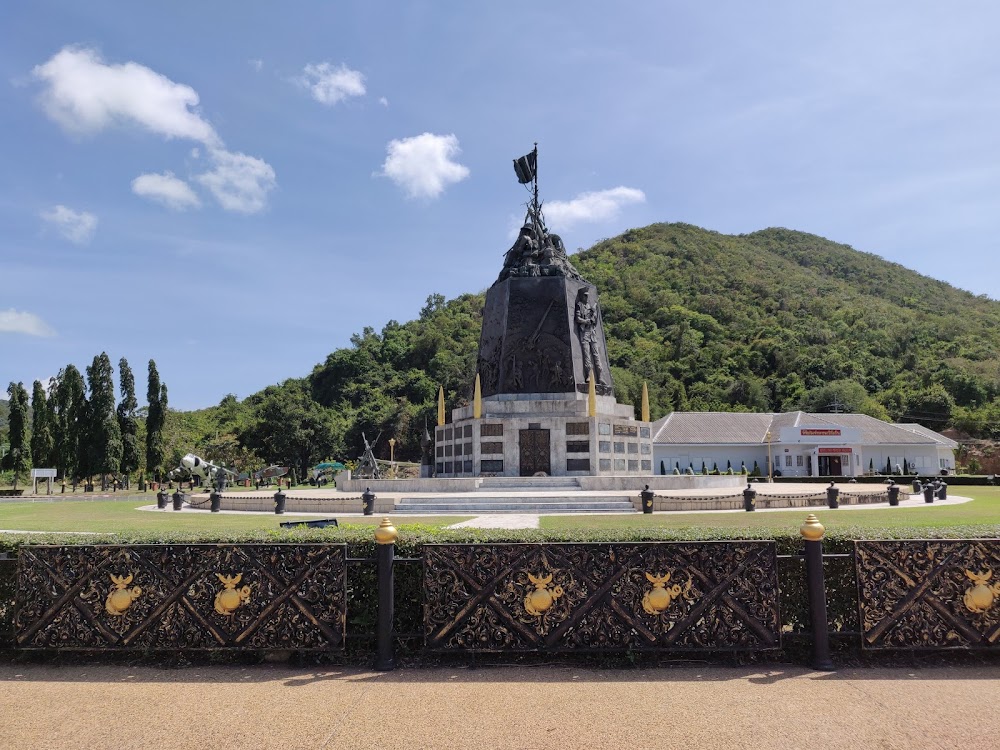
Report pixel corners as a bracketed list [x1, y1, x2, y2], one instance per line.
[156, 490, 168, 510]
[742, 483, 757, 512]
[210, 491, 221, 513]
[362, 487, 376, 516]
[923, 484, 935, 503]
[887, 482, 900, 507]
[800, 514, 835, 671]
[938, 481, 947, 500]
[374, 518, 397, 671]
[913, 478, 922, 494]
[172, 490, 184, 511]
[274, 490, 287, 515]
[826, 481, 839, 509]
[641, 485, 654, 514]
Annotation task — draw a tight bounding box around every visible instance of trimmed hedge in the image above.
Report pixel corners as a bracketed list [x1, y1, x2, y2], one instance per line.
[3, 523, 1000, 660]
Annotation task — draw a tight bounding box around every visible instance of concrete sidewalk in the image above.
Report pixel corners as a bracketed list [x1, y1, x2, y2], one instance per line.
[2, 663, 997, 749]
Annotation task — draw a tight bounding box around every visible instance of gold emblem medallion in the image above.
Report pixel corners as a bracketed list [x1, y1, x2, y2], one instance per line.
[642, 571, 693, 615]
[963, 569, 1000, 614]
[105, 573, 142, 616]
[214, 573, 252, 616]
[524, 572, 563, 616]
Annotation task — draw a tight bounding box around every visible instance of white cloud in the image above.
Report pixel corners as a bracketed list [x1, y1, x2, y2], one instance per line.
[131, 171, 201, 210]
[249, 58, 263, 72]
[196, 149, 276, 214]
[379, 133, 470, 199]
[0, 309, 56, 337]
[379, 96, 389, 107]
[39, 205, 98, 244]
[32, 46, 220, 146]
[544, 187, 646, 230]
[298, 62, 366, 105]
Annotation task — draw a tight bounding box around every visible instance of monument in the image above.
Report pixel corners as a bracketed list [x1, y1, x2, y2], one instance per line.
[434, 146, 653, 477]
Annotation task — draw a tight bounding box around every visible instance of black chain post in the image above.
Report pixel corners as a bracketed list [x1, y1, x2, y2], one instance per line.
[274, 490, 286, 514]
[742, 483, 757, 512]
[172, 490, 184, 511]
[826, 482, 839, 509]
[887, 481, 900, 507]
[210, 491, 221, 513]
[374, 518, 397, 671]
[640, 485, 654, 514]
[362, 488, 375, 516]
[801, 514, 835, 671]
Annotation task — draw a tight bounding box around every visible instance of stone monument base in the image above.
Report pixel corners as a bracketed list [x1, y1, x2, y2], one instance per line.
[431, 392, 652, 478]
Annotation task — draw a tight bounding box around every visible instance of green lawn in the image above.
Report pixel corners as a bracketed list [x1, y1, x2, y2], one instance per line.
[540, 486, 1000, 533]
[0, 497, 468, 534]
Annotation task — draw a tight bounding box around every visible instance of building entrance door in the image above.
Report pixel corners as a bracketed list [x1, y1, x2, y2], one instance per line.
[519, 429, 551, 476]
[818, 455, 843, 476]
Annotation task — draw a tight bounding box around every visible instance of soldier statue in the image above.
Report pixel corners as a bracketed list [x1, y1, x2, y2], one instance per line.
[575, 288, 606, 386]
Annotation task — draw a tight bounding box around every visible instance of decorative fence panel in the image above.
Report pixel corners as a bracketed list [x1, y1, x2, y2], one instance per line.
[855, 540, 1000, 650]
[424, 542, 780, 652]
[15, 544, 347, 650]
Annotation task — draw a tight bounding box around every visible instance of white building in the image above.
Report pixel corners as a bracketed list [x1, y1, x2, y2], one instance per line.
[651, 411, 957, 477]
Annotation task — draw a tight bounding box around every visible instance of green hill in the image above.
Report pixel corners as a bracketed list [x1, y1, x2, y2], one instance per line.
[14, 223, 997, 478]
[232, 222, 997, 470]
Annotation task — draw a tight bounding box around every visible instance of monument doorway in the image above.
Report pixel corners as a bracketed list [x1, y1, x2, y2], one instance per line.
[519, 429, 551, 476]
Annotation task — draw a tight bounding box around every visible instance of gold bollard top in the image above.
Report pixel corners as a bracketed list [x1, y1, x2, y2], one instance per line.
[375, 517, 398, 545]
[800, 514, 825, 541]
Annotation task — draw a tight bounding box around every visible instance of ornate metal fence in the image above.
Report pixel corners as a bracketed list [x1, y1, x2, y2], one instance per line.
[855, 540, 1000, 649]
[15, 544, 347, 650]
[424, 542, 780, 652]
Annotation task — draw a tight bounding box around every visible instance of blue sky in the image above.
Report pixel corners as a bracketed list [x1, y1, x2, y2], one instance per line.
[2, 1, 999, 410]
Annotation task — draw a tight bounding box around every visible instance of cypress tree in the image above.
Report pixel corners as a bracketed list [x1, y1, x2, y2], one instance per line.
[86, 353, 122, 490]
[53, 365, 86, 486]
[146, 360, 167, 482]
[117, 357, 140, 489]
[30, 380, 55, 469]
[6, 382, 30, 490]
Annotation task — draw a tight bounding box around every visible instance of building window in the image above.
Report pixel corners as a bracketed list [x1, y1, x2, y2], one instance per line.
[567, 422, 589, 435]
[627, 443, 638, 454]
[464, 425, 472, 438]
[436, 446, 443, 457]
[641, 460, 651, 472]
[445, 445, 452, 456]
[444, 462, 453, 473]
[480, 459, 503, 473]
[599, 458, 612, 471]
[785, 455, 792, 467]
[796, 455, 803, 467]
[436, 462, 444, 474]
[481, 441, 503, 454]
[464, 460, 473, 473]
[599, 423, 611, 435]
[614, 459, 626, 471]
[445, 428, 453, 441]
[641, 443, 651, 454]
[481, 423, 503, 437]
[627, 460, 639, 471]
[455, 443, 463, 456]
[640, 427, 650, 438]
[567, 458, 591, 471]
[599, 441, 611, 453]
[566, 441, 590, 453]
[614, 442, 625, 453]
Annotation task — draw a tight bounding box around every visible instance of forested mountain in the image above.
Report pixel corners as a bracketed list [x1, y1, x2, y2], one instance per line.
[170, 223, 999, 471]
[7, 223, 999, 477]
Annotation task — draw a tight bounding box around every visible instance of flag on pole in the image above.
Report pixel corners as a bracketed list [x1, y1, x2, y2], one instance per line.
[513, 150, 536, 184]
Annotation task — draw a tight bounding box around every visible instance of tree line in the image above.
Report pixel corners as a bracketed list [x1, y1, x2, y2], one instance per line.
[4, 356, 169, 490]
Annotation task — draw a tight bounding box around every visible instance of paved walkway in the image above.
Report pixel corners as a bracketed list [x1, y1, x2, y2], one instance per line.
[1, 662, 997, 749]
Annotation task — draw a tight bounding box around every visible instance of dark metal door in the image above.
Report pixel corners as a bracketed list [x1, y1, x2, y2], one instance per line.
[519, 429, 551, 476]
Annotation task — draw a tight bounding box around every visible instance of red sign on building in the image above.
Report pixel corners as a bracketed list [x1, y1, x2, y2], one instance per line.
[818, 447, 852, 454]
[801, 429, 841, 436]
